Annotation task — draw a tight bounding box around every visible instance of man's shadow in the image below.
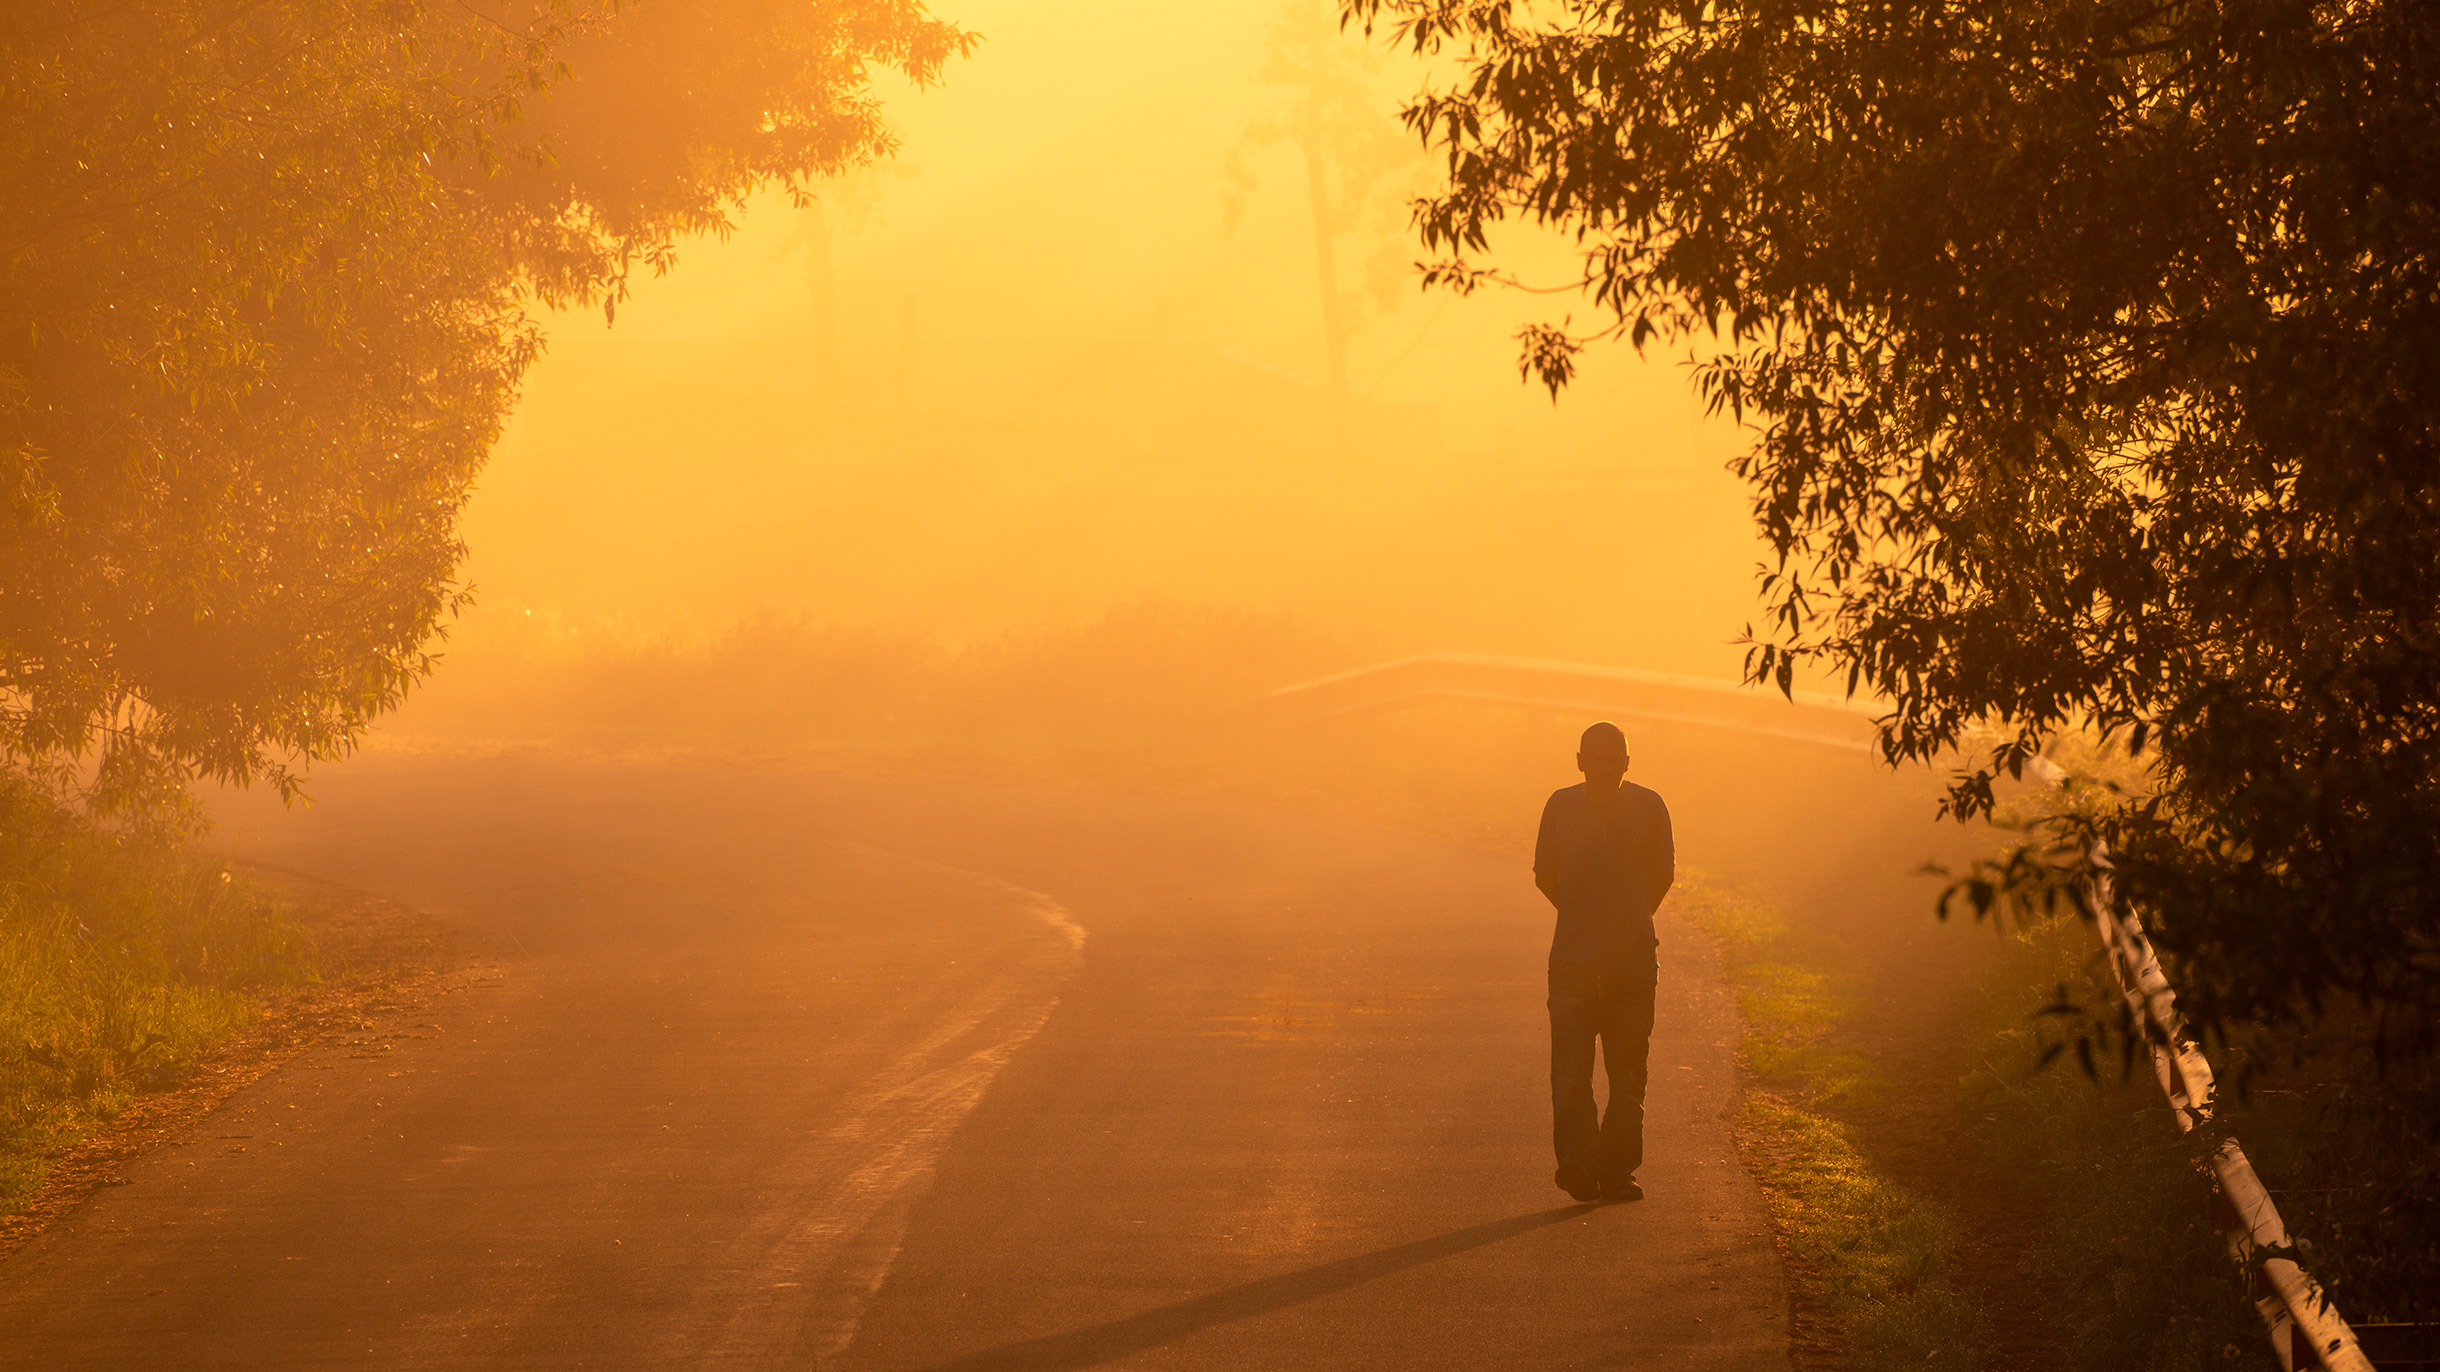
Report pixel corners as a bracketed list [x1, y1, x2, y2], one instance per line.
[899, 1204, 1599, 1372]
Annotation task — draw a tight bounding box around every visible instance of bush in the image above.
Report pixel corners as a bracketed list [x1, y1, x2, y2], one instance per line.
[0, 775, 310, 1211]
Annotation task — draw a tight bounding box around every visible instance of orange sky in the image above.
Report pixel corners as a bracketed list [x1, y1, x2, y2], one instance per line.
[441, 0, 1768, 684]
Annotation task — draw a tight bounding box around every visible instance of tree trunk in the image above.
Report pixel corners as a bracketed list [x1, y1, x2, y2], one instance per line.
[1300, 67, 1348, 407]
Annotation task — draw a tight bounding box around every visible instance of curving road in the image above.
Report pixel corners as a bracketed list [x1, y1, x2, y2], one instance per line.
[0, 753, 1828, 1370]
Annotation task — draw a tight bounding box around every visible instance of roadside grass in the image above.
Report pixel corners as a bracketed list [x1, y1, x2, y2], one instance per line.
[1953, 742, 2403, 1370]
[1957, 918, 2311, 1372]
[1671, 875, 1985, 1372]
[1587, 766, 2380, 1372]
[1693, 868, 2290, 1372]
[0, 776, 313, 1214]
[2227, 1042, 2440, 1329]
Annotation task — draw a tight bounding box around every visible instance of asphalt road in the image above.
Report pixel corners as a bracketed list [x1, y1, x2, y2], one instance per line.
[0, 756, 1792, 1370]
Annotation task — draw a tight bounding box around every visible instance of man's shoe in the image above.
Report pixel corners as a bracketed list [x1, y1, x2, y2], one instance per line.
[1555, 1166, 1602, 1203]
[1603, 1176, 1644, 1203]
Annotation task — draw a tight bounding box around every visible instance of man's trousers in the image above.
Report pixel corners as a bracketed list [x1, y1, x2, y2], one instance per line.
[1548, 958, 1658, 1189]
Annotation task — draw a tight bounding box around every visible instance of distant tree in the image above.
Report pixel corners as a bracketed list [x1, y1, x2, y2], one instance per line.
[1351, 0, 2440, 1051]
[1225, 0, 1427, 403]
[779, 161, 909, 371]
[0, 0, 967, 821]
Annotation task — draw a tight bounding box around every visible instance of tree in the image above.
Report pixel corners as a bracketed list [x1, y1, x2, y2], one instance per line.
[778, 161, 908, 372]
[0, 0, 967, 821]
[1351, 0, 2440, 1051]
[1225, 0, 1427, 404]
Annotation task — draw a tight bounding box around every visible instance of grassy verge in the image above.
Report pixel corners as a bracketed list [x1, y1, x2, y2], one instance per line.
[1673, 874, 2302, 1372]
[1630, 835, 2382, 1372]
[2229, 1041, 2440, 1328]
[1671, 875, 1985, 1372]
[1956, 919, 2307, 1372]
[0, 776, 313, 1215]
[1948, 739, 2414, 1370]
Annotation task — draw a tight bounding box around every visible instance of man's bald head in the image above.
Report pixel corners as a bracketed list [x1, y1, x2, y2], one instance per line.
[1577, 721, 1629, 796]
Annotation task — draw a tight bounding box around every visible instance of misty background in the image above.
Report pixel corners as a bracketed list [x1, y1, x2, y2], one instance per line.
[402, 0, 1764, 743]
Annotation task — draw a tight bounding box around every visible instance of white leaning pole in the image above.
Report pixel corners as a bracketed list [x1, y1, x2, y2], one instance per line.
[2029, 758, 2371, 1372]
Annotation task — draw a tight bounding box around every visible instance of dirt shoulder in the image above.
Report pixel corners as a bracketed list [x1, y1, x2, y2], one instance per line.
[0, 868, 480, 1264]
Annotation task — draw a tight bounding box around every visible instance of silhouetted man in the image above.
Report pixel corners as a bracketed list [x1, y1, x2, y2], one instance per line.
[1534, 721, 1674, 1204]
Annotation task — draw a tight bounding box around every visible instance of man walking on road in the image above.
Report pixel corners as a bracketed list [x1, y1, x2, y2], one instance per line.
[1535, 721, 1675, 1204]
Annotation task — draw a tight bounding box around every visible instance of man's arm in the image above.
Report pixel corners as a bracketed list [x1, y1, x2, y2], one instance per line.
[1533, 792, 1563, 909]
[1652, 795, 1676, 908]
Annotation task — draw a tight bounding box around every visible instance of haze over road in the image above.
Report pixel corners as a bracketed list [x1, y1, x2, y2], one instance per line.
[0, 754, 1807, 1370]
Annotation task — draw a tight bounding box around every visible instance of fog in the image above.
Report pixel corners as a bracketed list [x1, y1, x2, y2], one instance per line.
[399, 0, 1768, 745]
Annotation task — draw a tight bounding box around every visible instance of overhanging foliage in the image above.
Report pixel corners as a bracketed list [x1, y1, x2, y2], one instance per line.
[0, 0, 966, 818]
[1353, 0, 2440, 1048]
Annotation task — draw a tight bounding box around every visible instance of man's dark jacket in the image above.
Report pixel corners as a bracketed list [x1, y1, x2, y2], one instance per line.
[1534, 781, 1675, 970]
